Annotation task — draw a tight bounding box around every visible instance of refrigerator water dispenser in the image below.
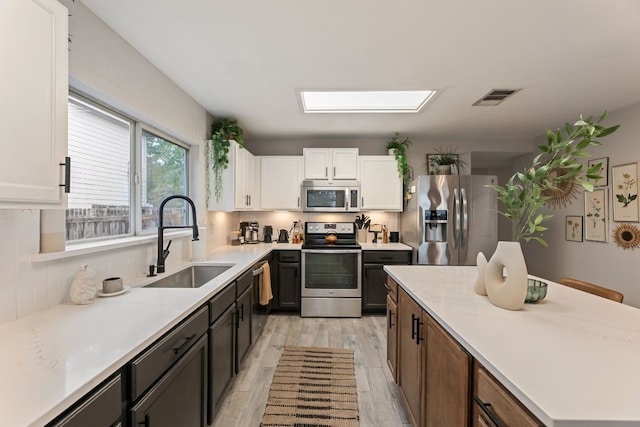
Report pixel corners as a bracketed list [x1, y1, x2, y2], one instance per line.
[424, 210, 447, 242]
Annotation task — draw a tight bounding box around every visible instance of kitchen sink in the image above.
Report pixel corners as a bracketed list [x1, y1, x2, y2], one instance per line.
[144, 264, 234, 289]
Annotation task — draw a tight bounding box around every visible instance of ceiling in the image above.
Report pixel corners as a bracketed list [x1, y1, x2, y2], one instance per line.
[79, 0, 640, 143]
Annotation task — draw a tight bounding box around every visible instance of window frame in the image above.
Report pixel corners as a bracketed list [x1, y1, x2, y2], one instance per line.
[67, 90, 192, 244]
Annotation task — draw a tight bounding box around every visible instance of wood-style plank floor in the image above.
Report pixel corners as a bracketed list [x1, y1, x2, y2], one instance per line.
[212, 313, 411, 427]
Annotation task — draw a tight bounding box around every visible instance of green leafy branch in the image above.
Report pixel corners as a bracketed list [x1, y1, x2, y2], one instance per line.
[489, 112, 619, 246]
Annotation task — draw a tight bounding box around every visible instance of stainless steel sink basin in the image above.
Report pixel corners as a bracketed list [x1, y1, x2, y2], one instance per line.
[144, 264, 234, 289]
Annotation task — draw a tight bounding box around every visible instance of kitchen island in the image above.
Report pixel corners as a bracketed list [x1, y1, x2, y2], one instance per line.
[384, 265, 640, 427]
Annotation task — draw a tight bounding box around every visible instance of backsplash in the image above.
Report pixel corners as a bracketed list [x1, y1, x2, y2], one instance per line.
[0, 210, 191, 324]
[207, 210, 400, 246]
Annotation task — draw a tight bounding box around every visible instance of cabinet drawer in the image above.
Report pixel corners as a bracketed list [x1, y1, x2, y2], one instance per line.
[51, 374, 122, 427]
[474, 364, 543, 427]
[363, 251, 410, 264]
[236, 268, 253, 296]
[278, 251, 300, 263]
[386, 276, 398, 303]
[129, 306, 208, 401]
[209, 283, 235, 324]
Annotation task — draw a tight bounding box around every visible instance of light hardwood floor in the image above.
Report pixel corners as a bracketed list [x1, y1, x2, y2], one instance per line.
[212, 313, 411, 427]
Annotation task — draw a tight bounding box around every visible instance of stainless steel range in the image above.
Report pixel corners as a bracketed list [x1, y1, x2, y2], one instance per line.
[301, 222, 362, 317]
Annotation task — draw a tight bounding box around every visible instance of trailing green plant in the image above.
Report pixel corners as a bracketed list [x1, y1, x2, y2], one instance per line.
[385, 132, 413, 185]
[489, 112, 619, 246]
[206, 118, 244, 203]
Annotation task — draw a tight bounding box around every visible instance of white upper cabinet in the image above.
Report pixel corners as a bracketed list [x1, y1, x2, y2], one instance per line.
[259, 157, 303, 210]
[0, 0, 69, 208]
[303, 148, 358, 180]
[360, 156, 403, 211]
[208, 141, 258, 211]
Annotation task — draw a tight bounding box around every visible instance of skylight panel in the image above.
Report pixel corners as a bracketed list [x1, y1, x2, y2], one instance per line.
[300, 90, 437, 113]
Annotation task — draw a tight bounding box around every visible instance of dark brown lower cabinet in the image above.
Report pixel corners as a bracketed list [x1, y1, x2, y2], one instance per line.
[208, 303, 235, 424]
[397, 287, 424, 427]
[129, 334, 208, 427]
[424, 316, 471, 426]
[236, 284, 252, 372]
[386, 292, 398, 382]
[49, 374, 123, 427]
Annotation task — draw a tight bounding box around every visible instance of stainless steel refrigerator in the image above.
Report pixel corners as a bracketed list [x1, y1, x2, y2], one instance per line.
[400, 175, 498, 265]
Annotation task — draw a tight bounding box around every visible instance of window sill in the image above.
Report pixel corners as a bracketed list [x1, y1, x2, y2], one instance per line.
[31, 230, 193, 263]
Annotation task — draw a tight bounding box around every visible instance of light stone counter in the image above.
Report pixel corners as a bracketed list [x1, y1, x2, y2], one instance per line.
[0, 243, 279, 427]
[384, 265, 640, 427]
[359, 242, 411, 251]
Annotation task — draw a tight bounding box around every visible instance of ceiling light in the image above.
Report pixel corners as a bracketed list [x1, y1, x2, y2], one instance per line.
[300, 90, 438, 113]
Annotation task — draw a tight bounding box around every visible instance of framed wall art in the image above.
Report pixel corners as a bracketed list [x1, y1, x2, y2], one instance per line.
[565, 215, 583, 242]
[611, 162, 639, 222]
[587, 157, 608, 187]
[584, 188, 608, 242]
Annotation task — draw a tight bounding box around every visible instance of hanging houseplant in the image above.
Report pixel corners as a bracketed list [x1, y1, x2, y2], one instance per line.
[385, 132, 413, 186]
[206, 118, 244, 203]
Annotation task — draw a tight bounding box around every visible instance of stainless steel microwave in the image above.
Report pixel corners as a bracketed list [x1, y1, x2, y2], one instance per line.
[302, 180, 360, 212]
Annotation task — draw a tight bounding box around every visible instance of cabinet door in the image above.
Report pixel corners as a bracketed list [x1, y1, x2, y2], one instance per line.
[208, 304, 235, 424]
[278, 262, 300, 310]
[234, 146, 255, 209]
[397, 288, 424, 427]
[236, 286, 252, 371]
[303, 148, 330, 179]
[360, 156, 403, 211]
[425, 315, 471, 427]
[0, 0, 68, 207]
[130, 335, 208, 427]
[386, 294, 398, 382]
[260, 157, 302, 210]
[362, 264, 388, 312]
[51, 375, 122, 427]
[331, 148, 358, 179]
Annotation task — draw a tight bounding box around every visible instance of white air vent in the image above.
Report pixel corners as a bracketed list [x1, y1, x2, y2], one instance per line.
[472, 89, 521, 106]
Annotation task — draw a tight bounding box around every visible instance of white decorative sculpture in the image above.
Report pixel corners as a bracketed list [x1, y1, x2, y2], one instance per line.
[473, 252, 488, 296]
[484, 241, 528, 311]
[69, 264, 97, 305]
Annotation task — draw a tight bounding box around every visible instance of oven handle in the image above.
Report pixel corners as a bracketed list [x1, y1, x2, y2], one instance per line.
[302, 249, 362, 255]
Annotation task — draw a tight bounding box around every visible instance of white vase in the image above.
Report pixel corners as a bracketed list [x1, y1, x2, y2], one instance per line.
[473, 252, 488, 296]
[437, 165, 452, 175]
[484, 241, 528, 310]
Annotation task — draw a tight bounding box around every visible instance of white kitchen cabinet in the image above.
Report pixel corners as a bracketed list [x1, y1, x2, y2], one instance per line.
[360, 156, 403, 211]
[259, 156, 303, 210]
[208, 141, 258, 211]
[303, 148, 358, 180]
[0, 0, 69, 208]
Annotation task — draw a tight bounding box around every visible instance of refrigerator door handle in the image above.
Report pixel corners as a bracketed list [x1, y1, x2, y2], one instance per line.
[461, 188, 468, 245]
[453, 188, 460, 248]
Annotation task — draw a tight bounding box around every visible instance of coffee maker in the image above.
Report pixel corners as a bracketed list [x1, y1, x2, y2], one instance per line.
[240, 221, 260, 244]
[263, 225, 273, 243]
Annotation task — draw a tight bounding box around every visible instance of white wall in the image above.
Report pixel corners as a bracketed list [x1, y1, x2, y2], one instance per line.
[520, 103, 640, 308]
[0, 1, 211, 324]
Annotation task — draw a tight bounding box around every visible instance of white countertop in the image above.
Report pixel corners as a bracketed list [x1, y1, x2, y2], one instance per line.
[360, 242, 411, 251]
[0, 243, 274, 427]
[384, 265, 640, 427]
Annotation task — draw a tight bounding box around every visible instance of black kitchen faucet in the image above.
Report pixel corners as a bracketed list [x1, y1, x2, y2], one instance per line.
[156, 195, 199, 274]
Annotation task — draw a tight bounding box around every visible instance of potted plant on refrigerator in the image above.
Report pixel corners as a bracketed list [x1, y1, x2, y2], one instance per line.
[206, 118, 244, 203]
[479, 112, 619, 311]
[429, 146, 467, 175]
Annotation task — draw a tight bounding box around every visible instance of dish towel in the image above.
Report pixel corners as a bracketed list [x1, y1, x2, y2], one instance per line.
[259, 262, 273, 306]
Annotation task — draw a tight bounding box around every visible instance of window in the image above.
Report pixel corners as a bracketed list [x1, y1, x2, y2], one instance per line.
[66, 93, 190, 242]
[141, 130, 189, 231]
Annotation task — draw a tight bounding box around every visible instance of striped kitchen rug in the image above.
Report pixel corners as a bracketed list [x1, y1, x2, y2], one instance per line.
[260, 346, 359, 427]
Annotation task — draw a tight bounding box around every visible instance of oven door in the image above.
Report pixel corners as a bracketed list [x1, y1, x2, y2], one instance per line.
[301, 249, 362, 297]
